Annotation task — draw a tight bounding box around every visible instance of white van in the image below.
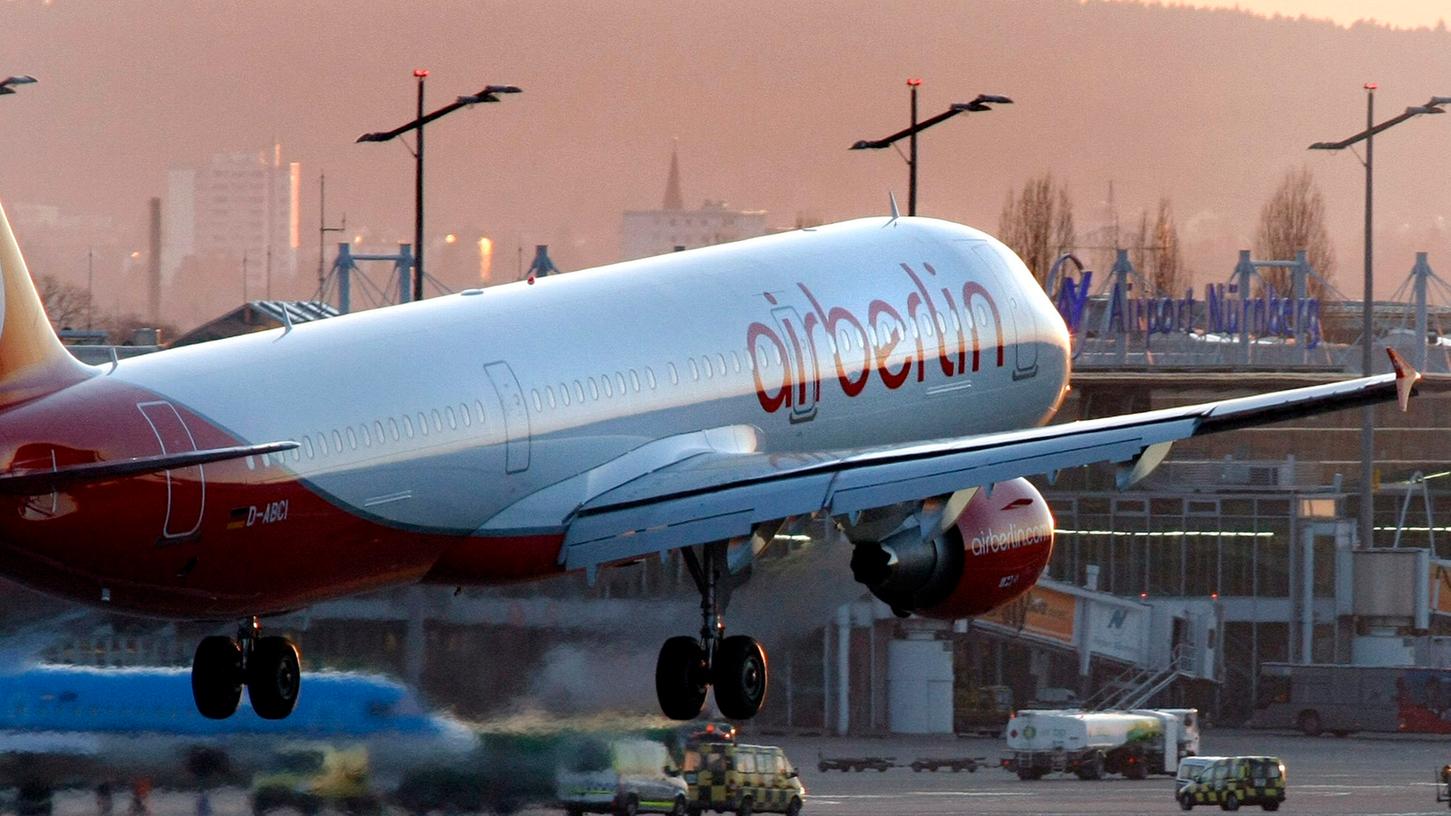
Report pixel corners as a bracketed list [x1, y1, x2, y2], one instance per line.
[557, 737, 687, 816]
[1175, 756, 1223, 792]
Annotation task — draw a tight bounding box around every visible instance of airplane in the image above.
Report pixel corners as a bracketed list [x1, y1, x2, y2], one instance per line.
[0, 663, 478, 809]
[0, 196, 1421, 723]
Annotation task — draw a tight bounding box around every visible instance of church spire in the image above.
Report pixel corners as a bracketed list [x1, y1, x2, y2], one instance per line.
[662, 142, 684, 211]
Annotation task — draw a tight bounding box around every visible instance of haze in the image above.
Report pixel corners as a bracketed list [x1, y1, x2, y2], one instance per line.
[3, 0, 1451, 329]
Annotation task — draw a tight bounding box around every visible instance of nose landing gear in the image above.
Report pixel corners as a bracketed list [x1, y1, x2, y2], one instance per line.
[191, 617, 301, 720]
[655, 543, 768, 721]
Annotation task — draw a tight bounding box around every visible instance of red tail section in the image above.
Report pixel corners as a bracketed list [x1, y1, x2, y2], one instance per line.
[0, 198, 91, 407]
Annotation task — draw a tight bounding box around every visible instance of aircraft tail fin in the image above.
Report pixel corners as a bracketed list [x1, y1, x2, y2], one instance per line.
[0, 197, 90, 407]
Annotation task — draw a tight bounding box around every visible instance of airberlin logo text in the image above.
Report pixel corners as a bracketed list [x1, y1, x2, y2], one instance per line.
[747, 262, 1005, 421]
[969, 522, 1053, 557]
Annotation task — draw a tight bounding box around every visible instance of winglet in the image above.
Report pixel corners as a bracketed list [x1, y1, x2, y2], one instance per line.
[0, 197, 91, 406]
[1387, 347, 1419, 412]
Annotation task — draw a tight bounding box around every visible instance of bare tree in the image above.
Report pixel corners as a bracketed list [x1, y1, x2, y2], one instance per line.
[1255, 166, 1336, 297]
[1149, 198, 1186, 296]
[998, 173, 1076, 285]
[35, 274, 92, 331]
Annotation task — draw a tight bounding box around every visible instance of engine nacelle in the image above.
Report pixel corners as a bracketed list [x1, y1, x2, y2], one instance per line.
[848, 478, 1054, 619]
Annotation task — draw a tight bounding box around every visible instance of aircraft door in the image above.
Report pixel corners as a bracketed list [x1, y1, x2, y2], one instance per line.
[137, 401, 205, 540]
[485, 361, 531, 473]
[1009, 296, 1039, 380]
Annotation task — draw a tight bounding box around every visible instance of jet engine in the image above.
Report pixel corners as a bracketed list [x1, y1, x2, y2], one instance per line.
[847, 478, 1054, 619]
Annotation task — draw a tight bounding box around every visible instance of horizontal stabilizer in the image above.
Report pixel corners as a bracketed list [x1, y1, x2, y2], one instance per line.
[0, 441, 299, 495]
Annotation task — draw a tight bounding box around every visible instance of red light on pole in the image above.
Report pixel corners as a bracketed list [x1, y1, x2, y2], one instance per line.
[906, 77, 922, 87]
[414, 68, 430, 78]
[1364, 81, 1378, 90]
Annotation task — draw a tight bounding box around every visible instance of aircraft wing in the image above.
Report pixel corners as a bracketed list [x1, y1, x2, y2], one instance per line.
[561, 351, 1423, 573]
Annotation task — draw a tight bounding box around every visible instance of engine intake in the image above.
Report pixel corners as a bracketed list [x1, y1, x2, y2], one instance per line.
[849, 478, 1054, 619]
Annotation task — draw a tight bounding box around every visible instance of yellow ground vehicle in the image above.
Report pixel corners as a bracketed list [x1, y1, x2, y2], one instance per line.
[1177, 756, 1285, 812]
[682, 743, 804, 816]
[251, 742, 379, 816]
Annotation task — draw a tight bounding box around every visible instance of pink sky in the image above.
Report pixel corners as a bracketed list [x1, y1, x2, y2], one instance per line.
[1167, 0, 1448, 29]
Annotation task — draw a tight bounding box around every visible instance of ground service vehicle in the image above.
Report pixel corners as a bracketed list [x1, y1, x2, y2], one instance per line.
[556, 737, 687, 816]
[1175, 756, 1225, 794]
[1251, 662, 1451, 735]
[684, 743, 803, 815]
[1177, 756, 1285, 811]
[1001, 710, 1187, 780]
[814, 754, 893, 773]
[251, 743, 379, 816]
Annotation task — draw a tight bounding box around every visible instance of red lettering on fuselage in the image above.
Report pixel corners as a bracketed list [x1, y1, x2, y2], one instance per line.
[749, 262, 1009, 415]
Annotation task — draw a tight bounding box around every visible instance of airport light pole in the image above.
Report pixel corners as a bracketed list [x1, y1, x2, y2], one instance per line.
[851, 81, 1011, 216]
[1309, 87, 1450, 550]
[357, 72, 521, 302]
[0, 75, 37, 96]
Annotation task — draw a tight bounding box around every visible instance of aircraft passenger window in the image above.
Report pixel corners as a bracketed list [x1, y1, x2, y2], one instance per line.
[615, 372, 626, 394]
[546, 387, 557, 408]
[458, 403, 471, 427]
[601, 376, 613, 398]
[559, 384, 571, 406]
[332, 430, 344, 453]
[532, 390, 543, 411]
[645, 367, 657, 389]
[668, 363, 679, 385]
[374, 420, 386, 444]
[730, 352, 741, 373]
[418, 412, 429, 436]
[303, 437, 314, 460]
[475, 400, 488, 425]
[574, 380, 586, 402]
[291, 443, 301, 463]
[446, 406, 458, 429]
[402, 415, 414, 438]
[629, 370, 640, 392]
[346, 427, 357, 450]
[431, 410, 443, 432]
[317, 434, 328, 455]
[359, 424, 371, 447]
[389, 417, 400, 440]
[936, 314, 948, 335]
[689, 358, 700, 381]
[772, 346, 782, 366]
[588, 379, 599, 400]
[715, 354, 727, 375]
[920, 315, 933, 337]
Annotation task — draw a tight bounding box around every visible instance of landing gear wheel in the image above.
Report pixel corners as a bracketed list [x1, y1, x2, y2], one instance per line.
[247, 636, 301, 720]
[713, 635, 768, 721]
[192, 636, 242, 720]
[656, 636, 708, 720]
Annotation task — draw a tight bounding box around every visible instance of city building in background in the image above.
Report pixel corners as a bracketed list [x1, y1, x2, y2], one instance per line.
[620, 147, 767, 260]
[161, 146, 301, 310]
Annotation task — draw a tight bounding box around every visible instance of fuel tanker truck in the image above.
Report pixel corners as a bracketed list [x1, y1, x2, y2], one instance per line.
[1001, 709, 1195, 781]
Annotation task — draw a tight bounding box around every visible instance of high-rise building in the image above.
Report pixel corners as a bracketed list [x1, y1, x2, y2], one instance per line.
[162, 146, 300, 297]
[620, 146, 767, 261]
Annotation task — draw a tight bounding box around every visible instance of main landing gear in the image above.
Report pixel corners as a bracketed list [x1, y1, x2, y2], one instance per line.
[191, 617, 301, 720]
[655, 542, 769, 721]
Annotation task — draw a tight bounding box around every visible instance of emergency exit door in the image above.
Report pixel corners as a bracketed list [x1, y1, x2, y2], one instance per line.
[485, 361, 531, 473]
